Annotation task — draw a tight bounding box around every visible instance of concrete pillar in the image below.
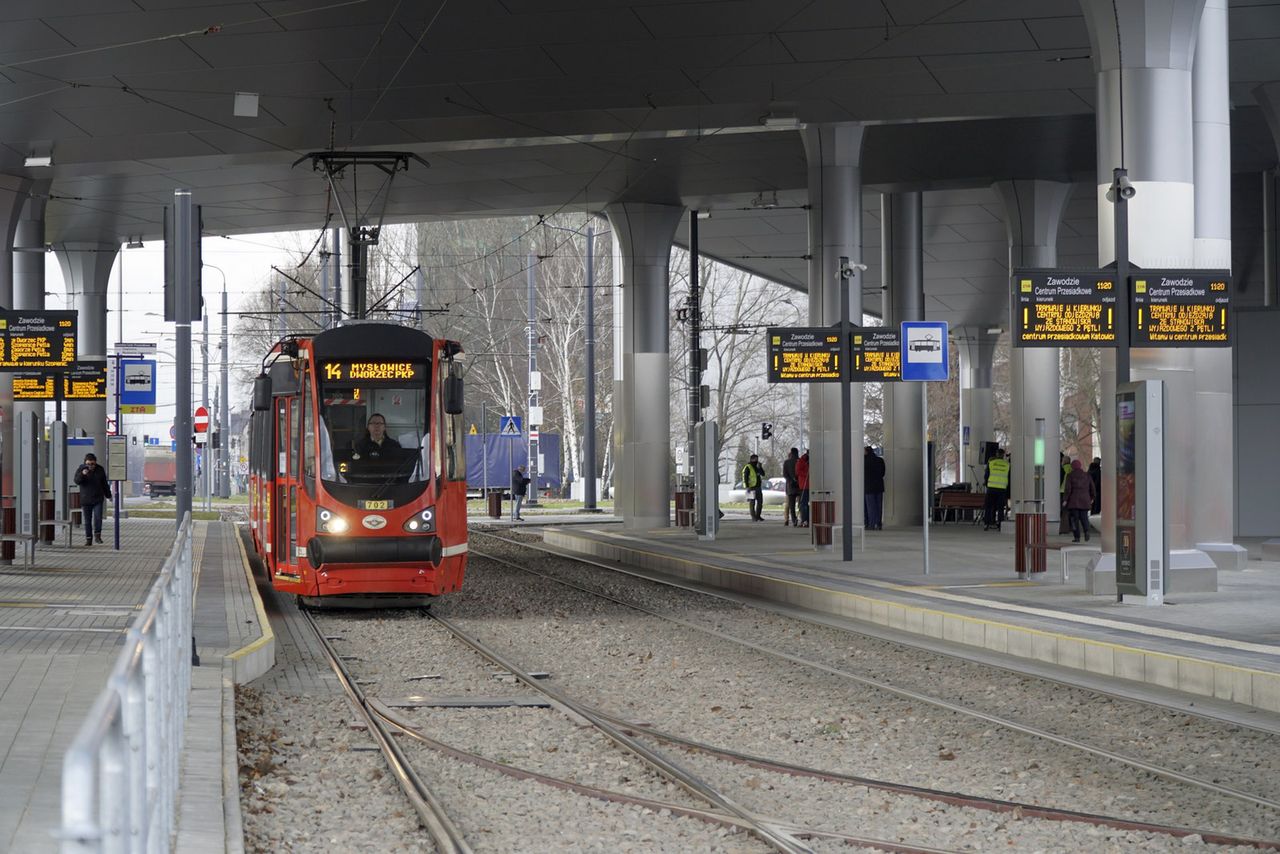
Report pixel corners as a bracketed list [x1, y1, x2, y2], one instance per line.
[13, 189, 48, 441]
[1190, 0, 1241, 568]
[801, 123, 865, 531]
[994, 180, 1071, 524]
[604, 202, 683, 529]
[881, 192, 924, 526]
[954, 327, 997, 485]
[0, 175, 33, 503]
[1082, 0, 1232, 572]
[55, 243, 118, 460]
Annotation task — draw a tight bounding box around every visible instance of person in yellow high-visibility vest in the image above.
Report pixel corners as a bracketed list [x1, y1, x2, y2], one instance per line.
[983, 449, 1010, 531]
[741, 454, 766, 521]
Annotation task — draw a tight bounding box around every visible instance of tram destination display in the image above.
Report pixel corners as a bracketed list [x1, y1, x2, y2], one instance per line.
[1130, 271, 1230, 347]
[321, 360, 425, 383]
[0, 310, 76, 370]
[1012, 270, 1117, 347]
[851, 327, 902, 382]
[766, 327, 841, 383]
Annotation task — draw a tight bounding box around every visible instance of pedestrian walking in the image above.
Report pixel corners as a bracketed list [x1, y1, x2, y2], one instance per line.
[1058, 452, 1073, 534]
[1064, 459, 1095, 542]
[983, 448, 1010, 531]
[782, 447, 800, 526]
[797, 450, 810, 527]
[511, 465, 531, 521]
[863, 446, 886, 530]
[74, 453, 111, 546]
[741, 454, 766, 521]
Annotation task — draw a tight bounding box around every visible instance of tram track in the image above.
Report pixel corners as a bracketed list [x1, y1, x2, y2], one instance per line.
[463, 528, 1280, 846]
[301, 609, 472, 854]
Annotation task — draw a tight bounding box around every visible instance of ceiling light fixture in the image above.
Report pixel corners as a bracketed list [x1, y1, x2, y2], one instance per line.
[24, 155, 52, 168]
[233, 92, 260, 118]
[761, 112, 802, 130]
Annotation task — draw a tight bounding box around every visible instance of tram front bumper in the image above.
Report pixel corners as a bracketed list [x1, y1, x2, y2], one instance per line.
[307, 535, 443, 569]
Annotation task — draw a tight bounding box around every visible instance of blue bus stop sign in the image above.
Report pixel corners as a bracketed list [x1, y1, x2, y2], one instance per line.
[900, 321, 950, 382]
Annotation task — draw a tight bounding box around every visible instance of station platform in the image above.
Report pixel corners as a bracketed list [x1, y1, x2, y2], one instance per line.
[540, 514, 1280, 721]
[0, 518, 273, 854]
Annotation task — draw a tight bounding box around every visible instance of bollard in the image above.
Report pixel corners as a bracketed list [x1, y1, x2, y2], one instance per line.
[674, 490, 694, 527]
[1015, 512, 1047, 576]
[811, 492, 834, 548]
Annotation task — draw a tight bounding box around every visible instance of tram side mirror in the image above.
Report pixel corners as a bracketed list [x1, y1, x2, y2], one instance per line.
[443, 374, 464, 415]
[252, 375, 273, 412]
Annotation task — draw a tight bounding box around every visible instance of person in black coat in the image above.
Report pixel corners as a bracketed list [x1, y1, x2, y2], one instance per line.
[74, 453, 112, 546]
[511, 465, 532, 521]
[863, 446, 886, 530]
[1088, 457, 1102, 514]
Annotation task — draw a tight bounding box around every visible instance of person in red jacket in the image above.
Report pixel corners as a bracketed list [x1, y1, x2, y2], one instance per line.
[796, 450, 811, 527]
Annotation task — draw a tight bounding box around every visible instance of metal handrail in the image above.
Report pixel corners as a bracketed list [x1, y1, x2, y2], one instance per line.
[60, 515, 195, 854]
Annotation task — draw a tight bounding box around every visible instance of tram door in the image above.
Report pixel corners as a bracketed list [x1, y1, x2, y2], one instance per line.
[274, 396, 302, 580]
[273, 398, 288, 575]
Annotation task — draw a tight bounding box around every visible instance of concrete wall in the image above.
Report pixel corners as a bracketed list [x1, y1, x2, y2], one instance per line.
[1235, 308, 1280, 537]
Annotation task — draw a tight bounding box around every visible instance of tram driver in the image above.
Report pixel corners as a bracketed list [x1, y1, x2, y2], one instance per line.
[353, 413, 403, 459]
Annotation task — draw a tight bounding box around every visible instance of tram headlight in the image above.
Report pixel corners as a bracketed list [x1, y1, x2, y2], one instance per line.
[317, 507, 349, 534]
[402, 506, 437, 533]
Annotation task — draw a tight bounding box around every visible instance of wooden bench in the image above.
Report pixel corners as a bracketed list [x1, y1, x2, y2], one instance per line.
[936, 490, 985, 524]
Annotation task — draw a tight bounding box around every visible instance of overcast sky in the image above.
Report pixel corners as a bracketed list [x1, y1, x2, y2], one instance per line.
[44, 230, 304, 436]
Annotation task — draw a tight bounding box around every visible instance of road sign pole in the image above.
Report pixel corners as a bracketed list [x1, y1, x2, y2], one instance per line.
[838, 257, 854, 563]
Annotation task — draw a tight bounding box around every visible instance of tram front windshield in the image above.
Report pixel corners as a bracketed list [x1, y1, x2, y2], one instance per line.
[317, 360, 430, 490]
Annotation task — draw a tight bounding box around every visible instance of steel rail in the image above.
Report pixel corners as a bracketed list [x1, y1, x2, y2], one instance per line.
[468, 536, 1280, 816]
[424, 609, 814, 854]
[302, 610, 472, 854]
[595, 711, 1280, 850]
[370, 701, 952, 854]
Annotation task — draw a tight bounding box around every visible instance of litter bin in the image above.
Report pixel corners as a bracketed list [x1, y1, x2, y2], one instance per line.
[674, 490, 694, 527]
[70, 492, 81, 528]
[40, 497, 55, 544]
[1015, 511, 1047, 575]
[487, 490, 503, 519]
[811, 491, 834, 548]
[2, 505, 13, 561]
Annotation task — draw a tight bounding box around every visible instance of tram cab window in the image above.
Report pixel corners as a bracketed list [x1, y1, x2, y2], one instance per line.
[317, 366, 429, 487]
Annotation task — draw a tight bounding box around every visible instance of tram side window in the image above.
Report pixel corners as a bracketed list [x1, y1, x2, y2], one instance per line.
[301, 366, 316, 488]
[289, 397, 300, 477]
[438, 360, 465, 481]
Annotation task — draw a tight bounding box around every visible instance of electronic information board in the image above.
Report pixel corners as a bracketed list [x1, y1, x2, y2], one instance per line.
[851, 327, 902, 382]
[1130, 271, 1230, 347]
[9, 361, 107, 400]
[766, 327, 841, 383]
[12, 372, 55, 400]
[65, 361, 108, 400]
[0, 311, 76, 370]
[1012, 270, 1117, 347]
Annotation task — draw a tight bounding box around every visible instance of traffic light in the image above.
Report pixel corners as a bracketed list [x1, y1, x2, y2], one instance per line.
[761, 422, 773, 441]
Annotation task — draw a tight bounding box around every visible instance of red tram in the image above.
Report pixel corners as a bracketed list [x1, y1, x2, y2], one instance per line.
[247, 322, 468, 605]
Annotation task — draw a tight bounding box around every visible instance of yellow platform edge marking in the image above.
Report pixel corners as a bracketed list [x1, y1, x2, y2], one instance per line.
[562, 531, 1280, 685]
[228, 523, 275, 662]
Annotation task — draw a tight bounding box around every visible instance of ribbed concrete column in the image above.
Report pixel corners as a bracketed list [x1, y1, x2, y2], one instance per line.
[604, 202, 683, 529]
[954, 327, 997, 484]
[13, 189, 48, 439]
[801, 123, 865, 532]
[55, 243, 118, 460]
[1190, 0, 1238, 564]
[995, 180, 1071, 523]
[881, 192, 924, 526]
[1082, 0, 1226, 564]
[0, 175, 33, 504]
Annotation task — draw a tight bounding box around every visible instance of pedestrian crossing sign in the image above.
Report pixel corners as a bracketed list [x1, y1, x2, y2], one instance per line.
[499, 415, 523, 436]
